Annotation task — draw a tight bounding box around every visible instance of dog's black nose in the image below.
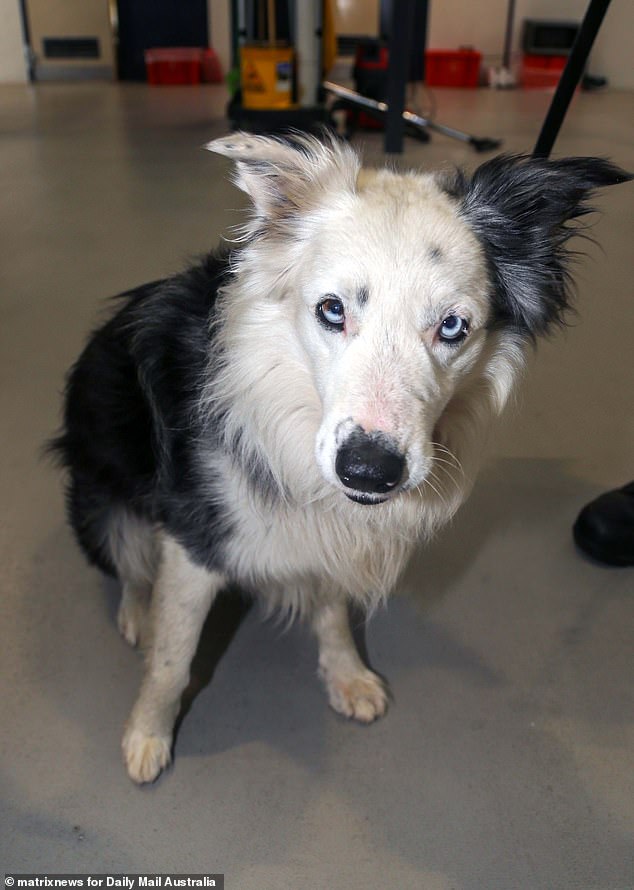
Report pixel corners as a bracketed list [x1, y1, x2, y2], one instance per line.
[335, 431, 405, 494]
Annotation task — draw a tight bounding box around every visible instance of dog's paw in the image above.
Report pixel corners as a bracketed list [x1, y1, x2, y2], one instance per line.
[117, 590, 149, 648]
[122, 726, 171, 784]
[325, 669, 389, 723]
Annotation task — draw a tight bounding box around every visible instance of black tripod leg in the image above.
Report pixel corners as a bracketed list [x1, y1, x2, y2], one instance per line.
[533, 0, 612, 159]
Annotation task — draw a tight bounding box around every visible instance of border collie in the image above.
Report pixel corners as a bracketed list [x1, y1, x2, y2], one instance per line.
[49, 132, 629, 783]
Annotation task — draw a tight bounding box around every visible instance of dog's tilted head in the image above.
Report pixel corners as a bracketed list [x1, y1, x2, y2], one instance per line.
[207, 133, 629, 509]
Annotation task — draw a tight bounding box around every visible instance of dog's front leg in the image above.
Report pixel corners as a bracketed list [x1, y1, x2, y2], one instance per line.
[122, 535, 225, 784]
[312, 599, 389, 723]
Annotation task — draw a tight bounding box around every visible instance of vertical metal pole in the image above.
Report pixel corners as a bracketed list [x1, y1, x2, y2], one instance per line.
[18, 0, 35, 82]
[296, 1, 319, 106]
[409, 0, 428, 84]
[533, 0, 611, 158]
[384, 0, 415, 153]
[502, 0, 516, 70]
[236, 0, 247, 43]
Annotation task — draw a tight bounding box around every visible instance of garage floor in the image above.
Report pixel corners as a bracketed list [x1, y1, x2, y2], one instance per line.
[1, 82, 632, 890]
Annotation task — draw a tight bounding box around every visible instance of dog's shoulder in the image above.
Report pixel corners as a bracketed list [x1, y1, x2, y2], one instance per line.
[111, 247, 233, 407]
[121, 246, 233, 349]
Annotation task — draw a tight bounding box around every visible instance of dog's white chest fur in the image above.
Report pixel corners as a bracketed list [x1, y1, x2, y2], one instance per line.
[218, 462, 420, 612]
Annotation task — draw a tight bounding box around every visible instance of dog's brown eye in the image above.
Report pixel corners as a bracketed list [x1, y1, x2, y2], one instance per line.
[317, 297, 345, 331]
[439, 314, 469, 344]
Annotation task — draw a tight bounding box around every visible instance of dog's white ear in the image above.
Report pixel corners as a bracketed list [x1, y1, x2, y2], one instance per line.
[205, 131, 360, 223]
[206, 132, 312, 166]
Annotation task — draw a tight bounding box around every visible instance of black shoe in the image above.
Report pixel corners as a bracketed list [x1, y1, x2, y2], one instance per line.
[573, 482, 634, 567]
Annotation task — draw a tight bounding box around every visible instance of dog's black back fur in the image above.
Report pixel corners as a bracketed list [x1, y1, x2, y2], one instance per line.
[48, 249, 234, 575]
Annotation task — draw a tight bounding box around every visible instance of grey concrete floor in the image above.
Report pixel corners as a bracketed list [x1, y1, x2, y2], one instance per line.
[1, 82, 632, 889]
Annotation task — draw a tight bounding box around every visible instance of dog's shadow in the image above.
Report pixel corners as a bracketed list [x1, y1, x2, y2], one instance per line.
[176, 594, 375, 748]
[100, 575, 255, 743]
[400, 456, 579, 609]
[177, 586, 253, 732]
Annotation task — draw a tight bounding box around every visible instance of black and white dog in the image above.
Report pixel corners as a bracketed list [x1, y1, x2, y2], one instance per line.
[50, 132, 629, 783]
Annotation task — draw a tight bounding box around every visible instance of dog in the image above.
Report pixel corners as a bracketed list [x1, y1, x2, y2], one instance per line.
[49, 131, 629, 783]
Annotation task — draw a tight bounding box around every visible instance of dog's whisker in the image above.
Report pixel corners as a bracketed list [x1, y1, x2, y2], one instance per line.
[429, 459, 461, 497]
[430, 455, 462, 478]
[430, 441, 464, 475]
[432, 453, 462, 475]
[417, 473, 449, 512]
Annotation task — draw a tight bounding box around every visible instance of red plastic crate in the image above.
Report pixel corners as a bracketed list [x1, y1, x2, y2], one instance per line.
[425, 49, 482, 87]
[201, 48, 223, 83]
[520, 53, 567, 89]
[145, 48, 203, 85]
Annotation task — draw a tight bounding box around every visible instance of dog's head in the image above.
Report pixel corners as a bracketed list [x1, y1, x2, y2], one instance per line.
[207, 133, 629, 508]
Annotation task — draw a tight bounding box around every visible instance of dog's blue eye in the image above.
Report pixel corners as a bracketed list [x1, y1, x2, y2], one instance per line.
[439, 315, 469, 344]
[317, 297, 345, 330]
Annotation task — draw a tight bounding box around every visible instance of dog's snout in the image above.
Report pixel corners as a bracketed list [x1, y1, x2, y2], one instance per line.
[335, 431, 405, 495]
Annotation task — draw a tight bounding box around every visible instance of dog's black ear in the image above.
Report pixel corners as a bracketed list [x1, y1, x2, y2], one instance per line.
[443, 155, 631, 339]
[206, 131, 359, 228]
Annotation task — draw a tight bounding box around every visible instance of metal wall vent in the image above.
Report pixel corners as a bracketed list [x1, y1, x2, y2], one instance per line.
[43, 37, 100, 59]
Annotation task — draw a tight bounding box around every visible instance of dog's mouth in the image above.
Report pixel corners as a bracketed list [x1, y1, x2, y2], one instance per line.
[344, 491, 390, 506]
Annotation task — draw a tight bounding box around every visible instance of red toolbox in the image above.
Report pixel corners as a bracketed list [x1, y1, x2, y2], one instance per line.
[520, 54, 568, 88]
[425, 49, 482, 87]
[145, 48, 203, 85]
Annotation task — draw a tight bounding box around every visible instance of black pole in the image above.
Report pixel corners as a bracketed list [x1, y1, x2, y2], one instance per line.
[17, 0, 35, 82]
[502, 0, 516, 70]
[533, 0, 611, 158]
[384, 0, 415, 154]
